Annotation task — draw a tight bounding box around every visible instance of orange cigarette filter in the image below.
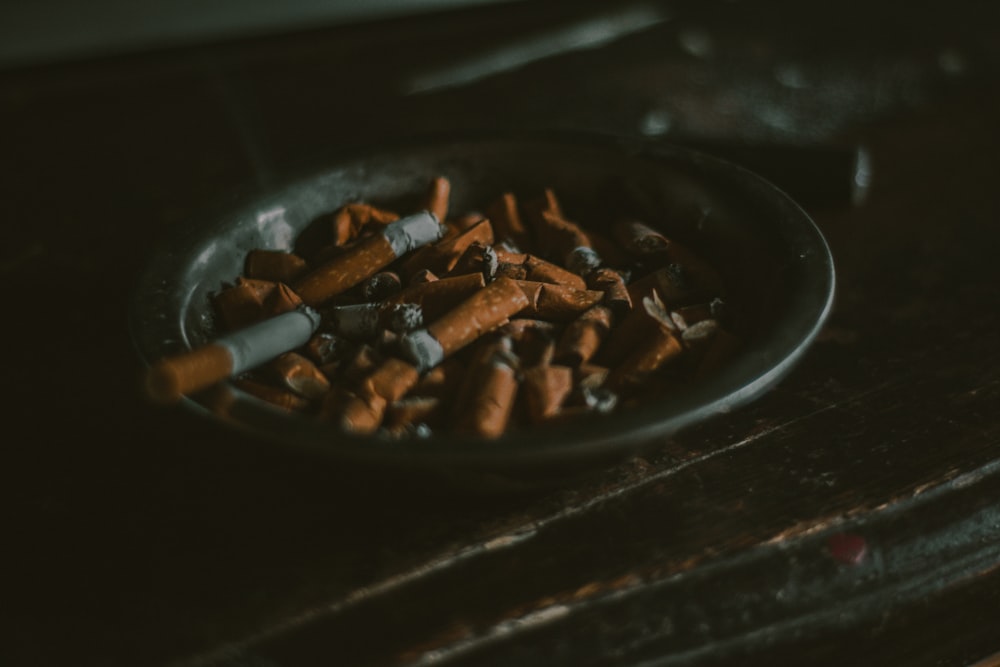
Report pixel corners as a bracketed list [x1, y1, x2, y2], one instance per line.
[522, 255, 588, 290]
[535, 210, 591, 262]
[233, 377, 312, 412]
[554, 304, 613, 366]
[294, 210, 443, 306]
[332, 203, 400, 246]
[386, 396, 444, 429]
[263, 282, 303, 317]
[521, 364, 574, 423]
[409, 268, 439, 284]
[268, 352, 331, 400]
[424, 176, 452, 223]
[338, 357, 421, 434]
[587, 268, 632, 317]
[145, 306, 322, 404]
[514, 280, 604, 322]
[604, 325, 684, 395]
[597, 291, 674, 368]
[212, 279, 273, 331]
[485, 192, 530, 248]
[244, 249, 309, 284]
[399, 276, 530, 371]
[428, 276, 529, 356]
[397, 218, 494, 279]
[384, 272, 486, 321]
[453, 340, 520, 438]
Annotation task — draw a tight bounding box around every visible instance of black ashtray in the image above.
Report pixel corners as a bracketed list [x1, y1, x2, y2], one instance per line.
[129, 134, 834, 486]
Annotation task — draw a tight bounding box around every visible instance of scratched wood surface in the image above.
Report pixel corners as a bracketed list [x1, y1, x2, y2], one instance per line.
[3, 1, 1000, 666]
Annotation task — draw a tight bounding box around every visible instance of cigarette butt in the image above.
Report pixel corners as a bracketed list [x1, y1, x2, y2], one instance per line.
[384, 272, 486, 321]
[514, 280, 605, 321]
[268, 352, 331, 400]
[496, 261, 528, 280]
[360, 271, 402, 301]
[409, 268, 439, 284]
[414, 357, 463, 399]
[554, 304, 613, 366]
[454, 340, 520, 438]
[341, 344, 379, 384]
[294, 210, 443, 306]
[399, 276, 530, 370]
[262, 282, 303, 317]
[597, 291, 675, 368]
[146, 344, 233, 404]
[523, 187, 564, 225]
[494, 248, 528, 264]
[604, 326, 684, 395]
[339, 392, 388, 435]
[145, 305, 321, 404]
[244, 249, 309, 284]
[233, 377, 313, 412]
[303, 332, 354, 365]
[521, 364, 574, 424]
[340, 357, 421, 434]
[383, 303, 425, 333]
[587, 268, 632, 318]
[450, 211, 486, 232]
[497, 318, 558, 341]
[446, 241, 498, 282]
[212, 279, 273, 331]
[523, 255, 587, 290]
[359, 357, 421, 404]
[332, 203, 400, 246]
[386, 396, 443, 429]
[536, 210, 592, 264]
[397, 218, 494, 279]
[326, 302, 382, 340]
[423, 176, 451, 224]
[611, 219, 671, 256]
[514, 326, 556, 367]
[485, 192, 530, 248]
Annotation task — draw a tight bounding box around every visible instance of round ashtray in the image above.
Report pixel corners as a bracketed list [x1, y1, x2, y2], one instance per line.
[129, 133, 834, 482]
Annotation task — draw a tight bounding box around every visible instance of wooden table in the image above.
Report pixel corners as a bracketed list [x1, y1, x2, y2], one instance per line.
[4, 2, 999, 665]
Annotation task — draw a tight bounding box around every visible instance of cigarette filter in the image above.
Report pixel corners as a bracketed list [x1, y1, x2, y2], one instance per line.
[360, 271, 402, 301]
[424, 176, 452, 224]
[485, 192, 530, 248]
[212, 279, 273, 331]
[554, 304, 613, 366]
[145, 305, 322, 404]
[268, 351, 331, 400]
[244, 249, 309, 284]
[454, 340, 520, 438]
[521, 364, 574, 423]
[587, 268, 632, 317]
[397, 218, 494, 279]
[233, 377, 312, 412]
[263, 282, 304, 317]
[332, 203, 400, 246]
[294, 210, 443, 306]
[515, 280, 605, 321]
[522, 255, 587, 290]
[399, 276, 530, 371]
[384, 272, 486, 322]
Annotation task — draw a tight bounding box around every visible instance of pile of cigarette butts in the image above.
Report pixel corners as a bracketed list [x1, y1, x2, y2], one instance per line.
[145, 177, 740, 439]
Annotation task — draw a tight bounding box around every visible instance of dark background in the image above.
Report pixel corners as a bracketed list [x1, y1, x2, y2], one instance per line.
[3, 1, 1000, 665]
